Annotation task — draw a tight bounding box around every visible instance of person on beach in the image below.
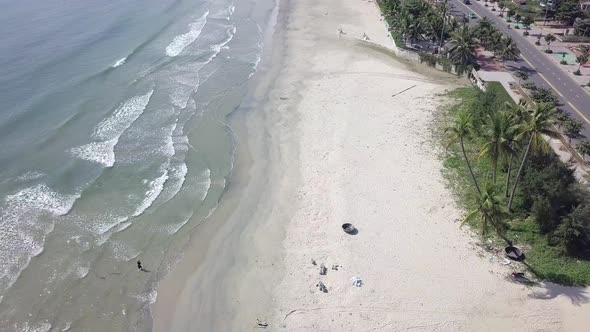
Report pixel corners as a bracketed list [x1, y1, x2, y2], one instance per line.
[137, 260, 143, 271]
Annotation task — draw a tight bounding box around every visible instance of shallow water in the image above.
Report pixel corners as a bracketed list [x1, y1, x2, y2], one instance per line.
[0, 0, 275, 330]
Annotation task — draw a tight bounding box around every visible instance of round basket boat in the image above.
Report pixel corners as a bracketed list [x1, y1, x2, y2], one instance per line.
[342, 223, 356, 234]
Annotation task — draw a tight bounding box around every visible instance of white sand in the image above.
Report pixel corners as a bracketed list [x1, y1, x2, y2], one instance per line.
[269, 0, 590, 331]
[153, 0, 590, 331]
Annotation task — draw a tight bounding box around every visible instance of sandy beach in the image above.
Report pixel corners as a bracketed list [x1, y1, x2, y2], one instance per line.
[153, 0, 590, 331]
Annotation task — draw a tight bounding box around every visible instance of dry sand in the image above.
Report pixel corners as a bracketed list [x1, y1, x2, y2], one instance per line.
[153, 0, 590, 331]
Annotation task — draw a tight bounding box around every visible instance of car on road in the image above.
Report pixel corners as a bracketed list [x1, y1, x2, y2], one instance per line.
[469, 13, 477, 19]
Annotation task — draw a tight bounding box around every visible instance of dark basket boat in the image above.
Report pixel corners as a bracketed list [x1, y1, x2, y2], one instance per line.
[505, 246, 525, 261]
[342, 223, 357, 234]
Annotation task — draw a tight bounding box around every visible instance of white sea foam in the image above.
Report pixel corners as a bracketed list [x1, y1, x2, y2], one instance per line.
[166, 11, 209, 57]
[195, 168, 212, 201]
[93, 90, 154, 140]
[169, 71, 200, 109]
[162, 214, 192, 235]
[70, 138, 118, 167]
[202, 25, 236, 65]
[112, 57, 127, 68]
[76, 265, 89, 279]
[132, 170, 169, 217]
[15, 171, 44, 182]
[0, 184, 77, 300]
[109, 240, 139, 261]
[71, 90, 153, 167]
[18, 321, 52, 332]
[136, 290, 158, 305]
[159, 162, 188, 205]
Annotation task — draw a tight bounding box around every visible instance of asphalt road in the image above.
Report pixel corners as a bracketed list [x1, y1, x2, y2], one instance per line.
[448, 0, 590, 137]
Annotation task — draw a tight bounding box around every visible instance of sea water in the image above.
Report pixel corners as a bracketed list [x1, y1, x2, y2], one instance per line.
[0, 0, 276, 330]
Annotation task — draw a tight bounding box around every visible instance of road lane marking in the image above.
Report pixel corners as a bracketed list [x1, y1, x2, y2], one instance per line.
[519, 54, 590, 125]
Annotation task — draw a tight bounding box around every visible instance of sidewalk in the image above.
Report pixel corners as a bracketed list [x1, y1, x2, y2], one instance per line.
[474, 0, 590, 93]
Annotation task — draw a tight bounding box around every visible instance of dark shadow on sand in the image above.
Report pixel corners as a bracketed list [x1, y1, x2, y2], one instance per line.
[524, 262, 590, 305]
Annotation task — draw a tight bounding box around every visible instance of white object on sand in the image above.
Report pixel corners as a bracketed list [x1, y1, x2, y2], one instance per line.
[501, 258, 511, 266]
[351, 276, 363, 287]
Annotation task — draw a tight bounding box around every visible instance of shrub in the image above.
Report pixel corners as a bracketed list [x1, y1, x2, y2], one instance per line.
[535, 41, 541, 45]
[515, 25, 520, 29]
[523, 31, 529, 36]
[574, 69, 582, 75]
[499, 13, 504, 18]
[522, 82, 537, 90]
[545, 49, 553, 53]
[561, 60, 568, 65]
[553, 205, 590, 259]
[531, 88, 560, 107]
[531, 195, 556, 234]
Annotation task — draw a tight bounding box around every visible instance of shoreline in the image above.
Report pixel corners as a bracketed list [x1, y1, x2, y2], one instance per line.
[153, 0, 590, 330]
[152, 0, 293, 329]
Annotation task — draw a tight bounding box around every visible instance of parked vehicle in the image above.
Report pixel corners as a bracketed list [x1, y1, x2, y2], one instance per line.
[464, 0, 471, 4]
[469, 13, 477, 19]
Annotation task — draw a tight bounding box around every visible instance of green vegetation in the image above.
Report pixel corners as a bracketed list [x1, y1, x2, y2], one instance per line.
[377, 0, 520, 75]
[441, 87, 590, 285]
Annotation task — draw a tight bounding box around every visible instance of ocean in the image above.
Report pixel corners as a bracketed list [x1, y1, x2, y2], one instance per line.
[0, 0, 276, 330]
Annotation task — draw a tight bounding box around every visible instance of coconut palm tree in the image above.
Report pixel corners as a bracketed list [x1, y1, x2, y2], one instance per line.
[503, 101, 528, 197]
[508, 102, 559, 211]
[447, 25, 478, 66]
[462, 183, 510, 238]
[495, 36, 521, 61]
[446, 112, 482, 195]
[479, 111, 515, 184]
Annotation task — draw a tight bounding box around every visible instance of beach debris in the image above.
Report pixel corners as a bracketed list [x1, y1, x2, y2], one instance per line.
[331, 264, 340, 271]
[391, 85, 417, 98]
[362, 33, 370, 41]
[501, 258, 511, 266]
[279, 96, 288, 100]
[351, 276, 363, 287]
[342, 223, 357, 234]
[319, 264, 327, 275]
[338, 27, 346, 38]
[311, 259, 317, 266]
[256, 319, 268, 329]
[317, 281, 328, 293]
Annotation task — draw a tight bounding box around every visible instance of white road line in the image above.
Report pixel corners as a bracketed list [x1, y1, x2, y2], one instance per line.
[519, 54, 590, 125]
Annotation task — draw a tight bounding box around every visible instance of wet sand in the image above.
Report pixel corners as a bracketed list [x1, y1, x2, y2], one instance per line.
[153, 0, 590, 331]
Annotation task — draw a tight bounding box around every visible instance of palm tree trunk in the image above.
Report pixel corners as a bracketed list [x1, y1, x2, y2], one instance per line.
[492, 157, 497, 184]
[508, 134, 534, 211]
[504, 153, 514, 197]
[461, 136, 482, 195]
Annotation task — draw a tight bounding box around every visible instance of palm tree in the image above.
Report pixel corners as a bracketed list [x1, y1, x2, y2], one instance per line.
[446, 112, 482, 195]
[495, 36, 520, 61]
[396, 13, 413, 45]
[447, 25, 478, 66]
[544, 34, 556, 52]
[507, 102, 559, 211]
[503, 101, 528, 197]
[406, 16, 424, 44]
[462, 183, 510, 238]
[422, 11, 444, 44]
[479, 111, 515, 184]
[487, 31, 504, 54]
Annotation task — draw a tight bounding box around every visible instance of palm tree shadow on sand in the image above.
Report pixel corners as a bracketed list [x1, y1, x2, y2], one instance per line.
[525, 263, 590, 305]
